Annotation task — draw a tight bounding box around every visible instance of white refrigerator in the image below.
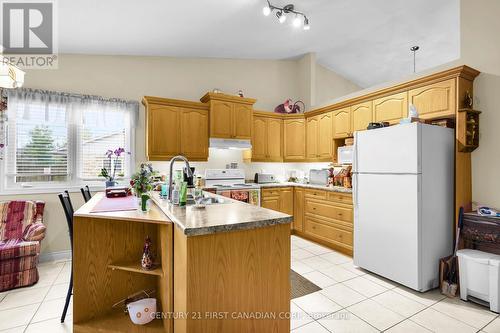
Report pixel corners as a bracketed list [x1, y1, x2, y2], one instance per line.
[353, 123, 454, 292]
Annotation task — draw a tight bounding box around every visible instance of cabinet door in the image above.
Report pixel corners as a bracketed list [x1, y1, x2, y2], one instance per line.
[408, 78, 456, 119]
[279, 187, 294, 215]
[210, 101, 233, 138]
[252, 116, 268, 160]
[351, 101, 373, 132]
[283, 119, 306, 161]
[180, 108, 208, 161]
[373, 92, 408, 124]
[333, 107, 351, 138]
[147, 105, 180, 160]
[306, 116, 319, 159]
[261, 196, 280, 211]
[318, 112, 333, 159]
[267, 118, 283, 161]
[233, 104, 253, 139]
[293, 188, 304, 232]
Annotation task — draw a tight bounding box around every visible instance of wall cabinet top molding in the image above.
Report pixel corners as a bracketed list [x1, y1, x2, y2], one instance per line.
[306, 65, 480, 117]
[143, 96, 208, 110]
[200, 92, 257, 105]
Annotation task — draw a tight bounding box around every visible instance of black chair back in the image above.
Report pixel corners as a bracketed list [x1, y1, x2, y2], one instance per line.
[80, 185, 92, 203]
[58, 190, 74, 249]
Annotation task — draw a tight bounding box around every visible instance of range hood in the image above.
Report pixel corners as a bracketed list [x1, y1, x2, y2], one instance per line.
[209, 138, 252, 150]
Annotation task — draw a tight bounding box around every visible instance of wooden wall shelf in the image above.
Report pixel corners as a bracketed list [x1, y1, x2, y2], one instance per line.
[108, 261, 163, 277]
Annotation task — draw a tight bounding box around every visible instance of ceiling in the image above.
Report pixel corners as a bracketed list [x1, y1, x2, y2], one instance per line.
[58, 0, 460, 88]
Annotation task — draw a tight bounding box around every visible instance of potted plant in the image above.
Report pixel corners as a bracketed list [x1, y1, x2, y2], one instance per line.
[130, 163, 157, 212]
[98, 147, 128, 187]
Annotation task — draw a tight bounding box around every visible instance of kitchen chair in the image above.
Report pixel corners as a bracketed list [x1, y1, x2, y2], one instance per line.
[80, 185, 92, 203]
[58, 191, 74, 323]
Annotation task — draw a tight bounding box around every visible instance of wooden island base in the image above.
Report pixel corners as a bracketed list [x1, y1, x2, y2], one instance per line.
[72, 193, 291, 333]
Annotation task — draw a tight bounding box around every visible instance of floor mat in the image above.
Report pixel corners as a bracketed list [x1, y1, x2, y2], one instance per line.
[290, 269, 322, 299]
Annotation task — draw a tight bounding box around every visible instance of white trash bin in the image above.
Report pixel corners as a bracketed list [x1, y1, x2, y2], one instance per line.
[457, 249, 500, 313]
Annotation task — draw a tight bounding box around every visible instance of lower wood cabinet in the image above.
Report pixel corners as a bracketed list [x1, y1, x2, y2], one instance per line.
[293, 188, 304, 232]
[261, 187, 294, 217]
[303, 189, 353, 255]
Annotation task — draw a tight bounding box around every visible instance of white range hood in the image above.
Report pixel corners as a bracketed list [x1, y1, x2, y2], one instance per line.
[209, 138, 252, 150]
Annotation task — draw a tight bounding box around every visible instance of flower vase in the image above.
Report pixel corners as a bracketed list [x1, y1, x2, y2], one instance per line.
[140, 193, 150, 212]
[105, 180, 117, 188]
[141, 236, 154, 270]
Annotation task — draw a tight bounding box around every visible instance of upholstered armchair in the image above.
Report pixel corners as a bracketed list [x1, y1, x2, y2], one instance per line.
[0, 200, 46, 292]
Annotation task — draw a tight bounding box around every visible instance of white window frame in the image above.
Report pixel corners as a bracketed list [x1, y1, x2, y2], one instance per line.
[0, 94, 136, 195]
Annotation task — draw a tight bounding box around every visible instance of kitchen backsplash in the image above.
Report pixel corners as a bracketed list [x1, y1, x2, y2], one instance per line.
[151, 148, 331, 182]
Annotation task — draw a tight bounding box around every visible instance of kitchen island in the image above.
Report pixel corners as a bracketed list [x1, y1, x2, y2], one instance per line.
[72, 192, 292, 333]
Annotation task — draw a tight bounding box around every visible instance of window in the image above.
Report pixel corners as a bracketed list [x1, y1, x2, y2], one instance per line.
[2, 89, 137, 192]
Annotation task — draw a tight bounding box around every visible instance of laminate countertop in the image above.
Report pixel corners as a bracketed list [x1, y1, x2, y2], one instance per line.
[151, 192, 292, 237]
[258, 182, 353, 193]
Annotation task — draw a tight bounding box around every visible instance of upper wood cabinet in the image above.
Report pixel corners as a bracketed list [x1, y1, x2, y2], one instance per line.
[333, 107, 351, 138]
[408, 79, 456, 119]
[306, 116, 319, 159]
[251, 113, 283, 162]
[143, 96, 209, 161]
[180, 109, 209, 160]
[351, 101, 373, 133]
[318, 112, 333, 158]
[373, 92, 408, 124]
[307, 113, 333, 160]
[200, 92, 256, 140]
[283, 118, 306, 161]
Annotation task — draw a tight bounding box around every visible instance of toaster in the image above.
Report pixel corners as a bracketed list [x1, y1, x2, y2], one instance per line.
[254, 173, 277, 184]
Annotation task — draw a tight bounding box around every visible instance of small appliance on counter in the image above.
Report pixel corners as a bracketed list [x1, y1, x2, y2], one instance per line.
[254, 173, 277, 184]
[309, 169, 329, 186]
[367, 122, 390, 130]
[204, 169, 260, 206]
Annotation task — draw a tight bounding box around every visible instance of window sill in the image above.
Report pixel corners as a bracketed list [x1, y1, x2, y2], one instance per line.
[0, 184, 108, 196]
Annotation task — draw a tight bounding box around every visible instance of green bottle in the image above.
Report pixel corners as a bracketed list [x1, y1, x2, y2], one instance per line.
[179, 182, 188, 206]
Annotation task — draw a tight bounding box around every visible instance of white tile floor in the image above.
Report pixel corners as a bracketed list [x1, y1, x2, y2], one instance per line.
[0, 260, 72, 332]
[291, 235, 500, 333]
[1, 236, 499, 332]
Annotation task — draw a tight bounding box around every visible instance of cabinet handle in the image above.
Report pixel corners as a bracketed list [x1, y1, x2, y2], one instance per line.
[312, 207, 316, 210]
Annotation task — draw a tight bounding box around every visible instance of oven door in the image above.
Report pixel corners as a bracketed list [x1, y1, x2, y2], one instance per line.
[217, 189, 261, 206]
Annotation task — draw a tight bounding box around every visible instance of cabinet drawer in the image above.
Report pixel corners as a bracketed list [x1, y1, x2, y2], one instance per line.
[305, 217, 353, 247]
[327, 192, 352, 205]
[305, 200, 353, 223]
[304, 189, 327, 200]
[262, 188, 281, 197]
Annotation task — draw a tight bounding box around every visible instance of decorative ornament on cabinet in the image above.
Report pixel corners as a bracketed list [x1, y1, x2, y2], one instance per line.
[274, 99, 304, 114]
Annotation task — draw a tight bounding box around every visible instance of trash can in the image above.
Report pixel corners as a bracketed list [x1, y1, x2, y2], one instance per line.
[457, 249, 500, 313]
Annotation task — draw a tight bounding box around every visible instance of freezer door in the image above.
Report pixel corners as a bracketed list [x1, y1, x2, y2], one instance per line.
[354, 124, 421, 174]
[354, 173, 421, 290]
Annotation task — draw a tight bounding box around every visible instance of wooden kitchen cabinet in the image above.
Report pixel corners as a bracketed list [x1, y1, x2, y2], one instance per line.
[200, 92, 256, 140]
[333, 107, 351, 138]
[408, 78, 456, 119]
[306, 116, 319, 159]
[351, 101, 373, 132]
[293, 188, 304, 232]
[143, 96, 209, 161]
[283, 118, 306, 161]
[251, 113, 283, 162]
[373, 92, 408, 124]
[261, 187, 294, 217]
[307, 113, 333, 161]
[303, 188, 353, 255]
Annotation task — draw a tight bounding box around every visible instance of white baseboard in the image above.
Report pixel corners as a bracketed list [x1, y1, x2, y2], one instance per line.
[39, 250, 72, 263]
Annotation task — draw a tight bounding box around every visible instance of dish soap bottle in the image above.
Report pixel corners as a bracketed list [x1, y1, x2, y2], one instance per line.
[179, 182, 188, 206]
[171, 183, 180, 205]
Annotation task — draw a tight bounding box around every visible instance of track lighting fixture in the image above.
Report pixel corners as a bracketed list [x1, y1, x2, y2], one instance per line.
[263, 1, 310, 30]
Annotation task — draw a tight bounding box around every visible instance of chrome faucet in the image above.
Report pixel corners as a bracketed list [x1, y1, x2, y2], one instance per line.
[168, 155, 193, 201]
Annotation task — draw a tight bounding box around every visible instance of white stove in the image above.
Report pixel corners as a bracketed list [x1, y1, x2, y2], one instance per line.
[204, 169, 260, 205]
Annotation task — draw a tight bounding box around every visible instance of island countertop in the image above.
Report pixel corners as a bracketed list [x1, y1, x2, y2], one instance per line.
[151, 191, 292, 236]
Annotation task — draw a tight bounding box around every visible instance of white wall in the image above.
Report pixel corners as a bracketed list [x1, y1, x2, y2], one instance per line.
[0, 53, 359, 255]
[460, 0, 500, 207]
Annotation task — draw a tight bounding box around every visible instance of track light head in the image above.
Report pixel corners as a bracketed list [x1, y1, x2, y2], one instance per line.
[276, 11, 286, 23]
[303, 17, 310, 30]
[263, 4, 271, 16]
[293, 15, 301, 27]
